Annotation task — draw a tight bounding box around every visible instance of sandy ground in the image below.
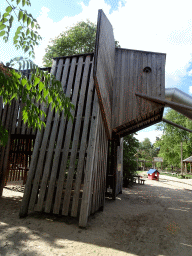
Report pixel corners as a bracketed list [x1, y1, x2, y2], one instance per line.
[1, 175, 192, 256]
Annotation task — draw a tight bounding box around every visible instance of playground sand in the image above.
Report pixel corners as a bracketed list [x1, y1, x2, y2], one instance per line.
[1, 175, 192, 256]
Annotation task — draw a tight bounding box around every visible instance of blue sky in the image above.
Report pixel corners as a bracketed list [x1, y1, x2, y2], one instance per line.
[1, 0, 192, 143]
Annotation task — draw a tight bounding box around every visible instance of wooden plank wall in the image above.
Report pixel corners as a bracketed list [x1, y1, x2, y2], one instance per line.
[93, 9, 115, 140]
[19, 54, 109, 227]
[89, 110, 108, 215]
[0, 97, 38, 195]
[0, 67, 50, 195]
[5, 134, 35, 185]
[112, 48, 166, 134]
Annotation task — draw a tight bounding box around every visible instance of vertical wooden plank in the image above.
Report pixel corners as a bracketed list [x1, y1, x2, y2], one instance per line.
[124, 50, 129, 124]
[151, 54, 157, 98]
[99, 113, 107, 210]
[11, 100, 20, 134]
[71, 68, 95, 217]
[96, 114, 104, 211]
[160, 54, 166, 98]
[137, 51, 143, 119]
[94, 9, 115, 139]
[141, 52, 147, 117]
[0, 103, 15, 196]
[129, 51, 134, 122]
[104, 131, 108, 200]
[19, 111, 45, 216]
[20, 59, 57, 217]
[28, 59, 64, 211]
[146, 53, 152, 114]
[1, 104, 8, 127]
[62, 56, 91, 215]
[53, 57, 83, 214]
[35, 59, 64, 211]
[78, 93, 100, 227]
[132, 51, 138, 121]
[119, 51, 125, 125]
[100, 121, 108, 209]
[112, 49, 121, 129]
[156, 54, 162, 99]
[44, 58, 72, 213]
[90, 112, 101, 214]
[16, 102, 24, 135]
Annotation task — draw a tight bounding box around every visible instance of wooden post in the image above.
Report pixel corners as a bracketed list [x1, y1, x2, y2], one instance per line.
[111, 132, 120, 200]
[185, 162, 187, 174]
[111, 137, 117, 200]
[78, 93, 100, 227]
[190, 163, 192, 174]
[181, 142, 183, 175]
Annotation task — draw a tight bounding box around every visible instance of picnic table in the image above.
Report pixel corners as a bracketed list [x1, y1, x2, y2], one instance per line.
[133, 175, 141, 183]
[133, 175, 145, 185]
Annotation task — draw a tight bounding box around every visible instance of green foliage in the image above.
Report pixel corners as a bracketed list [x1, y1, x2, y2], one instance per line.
[0, 120, 8, 146]
[43, 20, 120, 67]
[0, 1, 75, 146]
[137, 138, 159, 168]
[0, 59, 74, 146]
[0, 0, 41, 57]
[155, 108, 192, 168]
[123, 134, 139, 178]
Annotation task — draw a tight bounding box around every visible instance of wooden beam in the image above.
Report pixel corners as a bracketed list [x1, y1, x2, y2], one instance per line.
[162, 118, 192, 133]
[135, 92, 192, 112]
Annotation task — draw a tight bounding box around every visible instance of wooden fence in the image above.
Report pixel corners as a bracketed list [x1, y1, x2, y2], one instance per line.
[0, 53, 122, 227]
[16, 54, 111, 227]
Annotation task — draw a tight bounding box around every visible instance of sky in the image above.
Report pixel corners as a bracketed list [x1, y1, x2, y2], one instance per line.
[1, 0, 192, 143]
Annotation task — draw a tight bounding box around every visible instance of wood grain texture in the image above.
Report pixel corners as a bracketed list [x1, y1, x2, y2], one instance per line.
[53, 57, 83, 214]
[112, 48, 166, 136]
[93, 9, 115, 139]
[79, 92, 100, 227]
[71, 64, 95, 217]
[20, 60, 57, 216]
[62, 56, 91, 216]
[44, 58, 71, 213]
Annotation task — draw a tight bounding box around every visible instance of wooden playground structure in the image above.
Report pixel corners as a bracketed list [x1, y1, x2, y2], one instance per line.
[0, 10, 166, 227]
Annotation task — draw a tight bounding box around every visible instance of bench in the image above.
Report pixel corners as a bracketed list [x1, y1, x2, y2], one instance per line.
[140, 179, 145, 185]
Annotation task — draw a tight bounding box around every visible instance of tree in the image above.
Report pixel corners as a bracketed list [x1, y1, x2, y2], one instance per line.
[154, 109, 192, 170]
[43, 21, 120, 67]
[137, 138, 159, 169]
[0, 0, 74, 146]
[123, 134, 139, 181]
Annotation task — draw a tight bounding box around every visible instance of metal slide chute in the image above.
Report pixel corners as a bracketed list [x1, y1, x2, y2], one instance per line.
[165, 88, 192, 120]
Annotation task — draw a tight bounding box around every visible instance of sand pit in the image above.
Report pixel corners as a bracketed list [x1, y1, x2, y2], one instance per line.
[1, 175, 192, 256]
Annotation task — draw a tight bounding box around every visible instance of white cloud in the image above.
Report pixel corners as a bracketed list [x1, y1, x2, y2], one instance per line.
[134, 129, 163, 144]
[189, 86, 192, 94]
[188, 69, 192, 76]
[34, 0, 111, 66]
[34, 0, 192, 90]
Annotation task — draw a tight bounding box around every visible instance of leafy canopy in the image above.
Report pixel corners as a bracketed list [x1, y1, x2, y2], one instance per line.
[0, 0, 74, 146]
[123, 134, 139, 178]
[43, 20, 120, 67]
[154, 108, 192, 168]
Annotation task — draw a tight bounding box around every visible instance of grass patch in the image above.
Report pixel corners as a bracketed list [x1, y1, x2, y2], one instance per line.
[136, 171, 145, 175]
